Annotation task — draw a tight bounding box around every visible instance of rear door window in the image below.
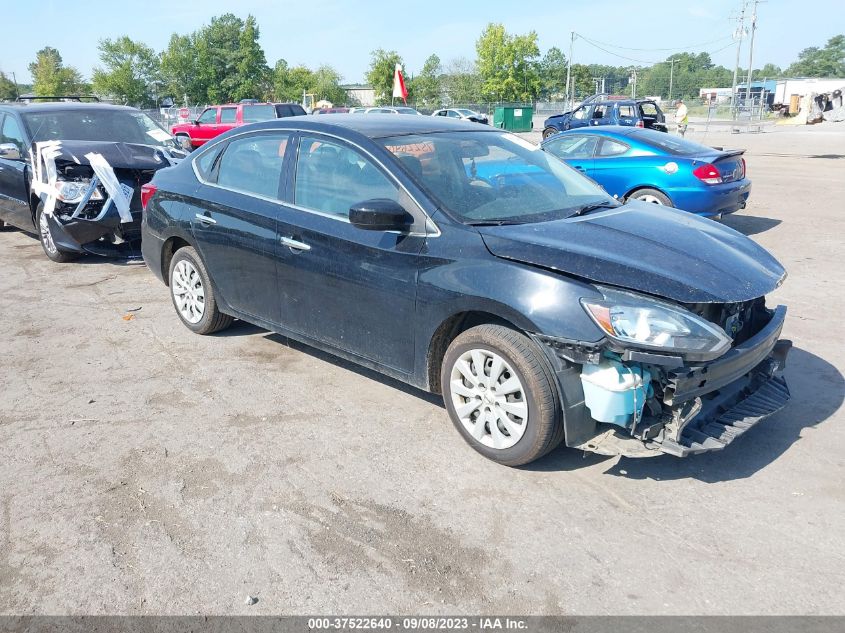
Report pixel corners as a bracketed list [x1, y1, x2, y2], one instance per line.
[592, 104, 609, 120]
[215, 133, 290, 199]
[220, 108, 237, 124]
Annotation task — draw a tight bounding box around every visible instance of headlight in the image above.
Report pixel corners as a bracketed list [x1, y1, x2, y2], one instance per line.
[581, 287, 732, 361]
[53, 180, 104, 204]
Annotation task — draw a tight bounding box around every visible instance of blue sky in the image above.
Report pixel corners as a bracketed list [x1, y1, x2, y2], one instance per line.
[2, 0, 841, 84]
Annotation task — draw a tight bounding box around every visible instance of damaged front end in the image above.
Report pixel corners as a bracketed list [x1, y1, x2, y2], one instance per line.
[31, 140, 183, 257]
[534, 289, 791, 458]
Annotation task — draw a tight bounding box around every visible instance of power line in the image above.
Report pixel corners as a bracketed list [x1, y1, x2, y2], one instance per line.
[574, 34, 734, 53]
[575, 34, 736, 66]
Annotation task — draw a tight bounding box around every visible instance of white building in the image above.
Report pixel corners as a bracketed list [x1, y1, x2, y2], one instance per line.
[773, 78, 845, 105]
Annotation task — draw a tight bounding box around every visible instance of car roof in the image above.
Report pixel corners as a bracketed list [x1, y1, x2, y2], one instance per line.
[0, 102, 140, 114]
[245, 113, 498, 139]
[544, 125, 637, 139]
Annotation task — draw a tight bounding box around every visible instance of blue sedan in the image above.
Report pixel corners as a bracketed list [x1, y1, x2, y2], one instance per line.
[541, 126, 751, 217]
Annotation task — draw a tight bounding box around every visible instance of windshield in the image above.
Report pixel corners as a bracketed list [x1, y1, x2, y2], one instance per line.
[23, 109, 176, 148]
[395, 107, 419, 115]
[456, 109, 476, 116]
[628, 128, 719, 156]
[380, 131, 616, 224]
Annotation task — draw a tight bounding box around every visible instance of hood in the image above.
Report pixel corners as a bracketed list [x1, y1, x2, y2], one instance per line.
[42, 140, 181, 170]
[478, 201, 786, 303]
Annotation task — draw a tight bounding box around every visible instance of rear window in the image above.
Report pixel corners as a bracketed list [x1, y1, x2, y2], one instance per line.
[628, 129, 718, 155]
[242, 105, 276, 123]
[275, 104, 306, 117]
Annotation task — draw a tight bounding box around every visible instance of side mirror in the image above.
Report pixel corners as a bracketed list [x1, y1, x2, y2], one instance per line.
[349, 199, 413, 232]
[0, 143, 22, 160]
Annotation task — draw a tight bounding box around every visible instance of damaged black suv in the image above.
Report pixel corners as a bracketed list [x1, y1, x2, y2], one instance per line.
[0, 101, 185, 261]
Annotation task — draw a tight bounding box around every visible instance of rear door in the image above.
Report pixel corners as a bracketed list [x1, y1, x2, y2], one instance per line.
[542, 134, 598, 175]
[589, 103, 612, 127]
[188, 130, 291, 322]
[0, 113, 32, 229]
[272, 133, 427, 373]
[218, 106, 237, 134]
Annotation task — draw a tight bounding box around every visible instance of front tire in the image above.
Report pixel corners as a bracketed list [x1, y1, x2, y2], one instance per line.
[441, 325, 564, 466]
[628, 188, 672, 206]
[542, 127, 559, 140]
[36, 204, 79, 263]
[168, 246, 233, 335]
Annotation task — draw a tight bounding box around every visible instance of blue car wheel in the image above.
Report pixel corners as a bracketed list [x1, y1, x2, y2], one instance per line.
[628, 188, 672, 207]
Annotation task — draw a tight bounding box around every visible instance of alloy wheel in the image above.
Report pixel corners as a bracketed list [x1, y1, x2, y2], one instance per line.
[39, 210, 58, 255]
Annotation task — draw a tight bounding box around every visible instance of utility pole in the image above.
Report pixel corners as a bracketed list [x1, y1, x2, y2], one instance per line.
[668, 59, 677, 102]
[11, 71, 19, 99]
[565, 31, 574, 109]
[745, 0, 761, 108]
[630, 68, 638, 98]
[731, 0, 747, 117]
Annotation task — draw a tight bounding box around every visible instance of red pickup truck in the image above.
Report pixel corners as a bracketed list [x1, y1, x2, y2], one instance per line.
[171, 102, 305, 150]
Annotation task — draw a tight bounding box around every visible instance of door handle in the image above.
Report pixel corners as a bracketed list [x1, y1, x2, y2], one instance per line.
[280, 236, 310, 251]
[195, 213, 216, 225]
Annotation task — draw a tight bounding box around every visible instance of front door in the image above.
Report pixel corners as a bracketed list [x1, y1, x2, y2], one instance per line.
[542, 134, 597, 176]
[188, 131, 291, 322]
[0, 114, 32, 229]
[274, 134, 425, 373]
[566, 105, 592, 130]
[192, 107, 220, 146]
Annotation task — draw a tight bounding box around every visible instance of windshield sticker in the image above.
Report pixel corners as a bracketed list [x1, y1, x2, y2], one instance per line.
[502, 134, 539, 152]
[146, 129, 172, 143]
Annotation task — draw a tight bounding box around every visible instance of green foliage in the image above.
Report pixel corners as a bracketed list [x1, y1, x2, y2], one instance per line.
[756, 63, 783, 79]
[475, 23, 541, 102]
[28, 47, 85, 96]
[442, 57, 482, 104]
[414, 54, 443, 107]
[786, 35, 845, 77]
[311, 65, 348, 105]
[160, 33, 202, 105]
[91, 37, 160, 107]
[366, 49, 404, 105]
[539, 47, 567, 98]
[160, 14, 269, 105]
[272, 60, 313, 102]
[0, 71, 17, 100]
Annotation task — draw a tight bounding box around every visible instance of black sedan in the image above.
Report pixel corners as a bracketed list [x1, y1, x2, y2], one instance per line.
[141, 115, 791, 466]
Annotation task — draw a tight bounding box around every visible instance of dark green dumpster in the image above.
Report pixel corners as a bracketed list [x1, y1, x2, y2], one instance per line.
[493, 105, 534, 132]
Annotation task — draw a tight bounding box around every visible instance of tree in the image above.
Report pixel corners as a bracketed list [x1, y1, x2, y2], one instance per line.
[272, 60, 314, 103]
[195, 14, 246, 103]
[0, 71, 17, 100]
[366, 49, 404, 105]
[232, 15, 269, 101]
[757, 63, 783, 79]
[160, 33, 204, 105]
[442, 57, 482, 105]
[311, 65, 347, 104]
[475, 23, 541, 102]
[91, 37, 160, 107]
[786, 35, 845, 77]
[414, 54, 442, 108]
[540, 47, 567, 98]
[28, 47, 84, 96]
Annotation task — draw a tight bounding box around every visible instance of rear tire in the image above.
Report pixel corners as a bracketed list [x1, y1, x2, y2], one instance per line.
[628, 188, 672, 206]
[441, 325, 564, 466]
[168, 246, 233, 335]
[542, 127, 559, 140]
[36, 204, 80, 263]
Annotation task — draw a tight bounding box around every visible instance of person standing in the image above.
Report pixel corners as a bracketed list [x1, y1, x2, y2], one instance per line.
[675, 99, 689, 137]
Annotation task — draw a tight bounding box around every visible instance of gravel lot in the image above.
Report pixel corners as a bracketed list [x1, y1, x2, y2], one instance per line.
[1, 123, 843, 615]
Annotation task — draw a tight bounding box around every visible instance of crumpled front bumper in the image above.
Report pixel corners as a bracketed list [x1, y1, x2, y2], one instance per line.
[558, 306, 791, 458]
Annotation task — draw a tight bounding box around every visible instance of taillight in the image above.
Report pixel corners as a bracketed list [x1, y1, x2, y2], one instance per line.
[741, 157, 746, 178]
[635, 120, 644, 128]
[693, 163, 722, 185]
[140, 183, 158, 211]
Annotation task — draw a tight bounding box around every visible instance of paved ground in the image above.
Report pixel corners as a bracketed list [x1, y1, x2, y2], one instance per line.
[1, 123, 843, 615]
